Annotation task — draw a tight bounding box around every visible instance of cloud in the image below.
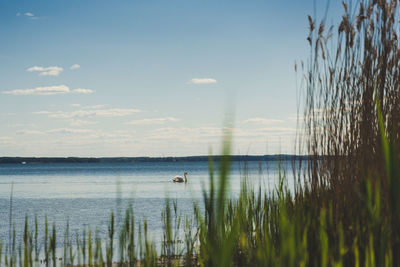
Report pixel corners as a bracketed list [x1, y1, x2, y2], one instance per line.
[188, 78, 217, 84]
[34, 111, 53, 115]
[125, 117, 179, 125]
[16, 128, 96, 135]
[3, 85, 70, 95]
[0, 136, 13, 144]
[16, 12, 40, 20]
[239, 126, 297, 135]
[70, 64, 81, 70]
[69, 119, 98, 127]
[47, 128, 95, 134]
[72, 88, 95, 94]
[81, 104, 108, 109]
[243, 117, 284, 124]
[149, 126, 224, 141]
[70, 104, 108, 109]
[27, 66, 63, 76]
[16, 130, 44, 135]
[3, 85, 94, 96]
[146, 126, 297, 145]
[8, 123, 36, 128]
[35, 108, 141, 119]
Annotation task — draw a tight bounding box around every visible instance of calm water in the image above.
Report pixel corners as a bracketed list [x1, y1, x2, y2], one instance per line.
[0, 160, 293, 254]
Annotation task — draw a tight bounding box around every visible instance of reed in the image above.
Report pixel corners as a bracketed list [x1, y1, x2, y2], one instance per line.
[296, 0, 400, 265]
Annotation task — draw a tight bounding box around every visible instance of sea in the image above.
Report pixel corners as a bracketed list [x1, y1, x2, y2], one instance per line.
[0, 160, 296, 258]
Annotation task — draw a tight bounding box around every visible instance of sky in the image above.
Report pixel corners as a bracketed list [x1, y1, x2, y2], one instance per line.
[0, 0, 343, 157]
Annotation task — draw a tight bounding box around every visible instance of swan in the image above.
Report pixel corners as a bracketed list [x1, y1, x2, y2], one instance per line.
[173, 172, 187, 183]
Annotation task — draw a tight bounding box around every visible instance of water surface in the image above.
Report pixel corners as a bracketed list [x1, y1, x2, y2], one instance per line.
[0, 160, 292, 251]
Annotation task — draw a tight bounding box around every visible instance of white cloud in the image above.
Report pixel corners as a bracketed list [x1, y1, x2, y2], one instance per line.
[8, 123, 36, 128]
[3, 85, 70, 95]
[3, 85, 94, 96]
[5, 123, 298, 156]
[188, 78, 217, 84]
[16, 130, 44, 135]
[125, 117, 179, 125]
[16, 128, 96, 135]
[72, 88, 94, 94]
[70, 104, 108, 109]
[149, 126, 224, 141]
[35, 108, 141, 119]
[70, 64, 81, 70]
[238, 126, 297, 136]
[13, 129, 136, 147]
[47, 128, 95, 134]
[27, 66, 63, 76]
[0, 136, 14, 145]
[243, 117, 284, 124]
[81, 104, 108, 109]
[34, 111, 53, 115]
[69, 119, 98, 127]
[16, 12, 40, 20]
[146, 126, 297, 146]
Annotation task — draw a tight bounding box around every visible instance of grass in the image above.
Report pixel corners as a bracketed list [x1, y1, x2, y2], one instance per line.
[1, 0, 400, 266]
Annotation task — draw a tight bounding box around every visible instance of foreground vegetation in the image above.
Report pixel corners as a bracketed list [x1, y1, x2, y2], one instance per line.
[1, 0, 400, 266]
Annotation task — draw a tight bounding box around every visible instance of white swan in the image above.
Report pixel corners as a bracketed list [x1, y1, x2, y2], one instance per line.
[173, 172, 187, 183]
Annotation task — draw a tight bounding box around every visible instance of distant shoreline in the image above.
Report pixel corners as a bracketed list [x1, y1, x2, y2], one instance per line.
[0, 155, 310, 164]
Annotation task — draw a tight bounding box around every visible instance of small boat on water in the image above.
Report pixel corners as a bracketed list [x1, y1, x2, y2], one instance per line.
[21, 162, 26, 165]
[173, 172, 188, 183]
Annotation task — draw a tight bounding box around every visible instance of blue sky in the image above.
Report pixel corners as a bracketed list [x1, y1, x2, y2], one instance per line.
[0, 0, 342, 157]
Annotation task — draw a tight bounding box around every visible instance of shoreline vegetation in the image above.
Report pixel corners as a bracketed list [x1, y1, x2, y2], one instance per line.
[1, 0, 400, 266]
[0, 155, 310, 164]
